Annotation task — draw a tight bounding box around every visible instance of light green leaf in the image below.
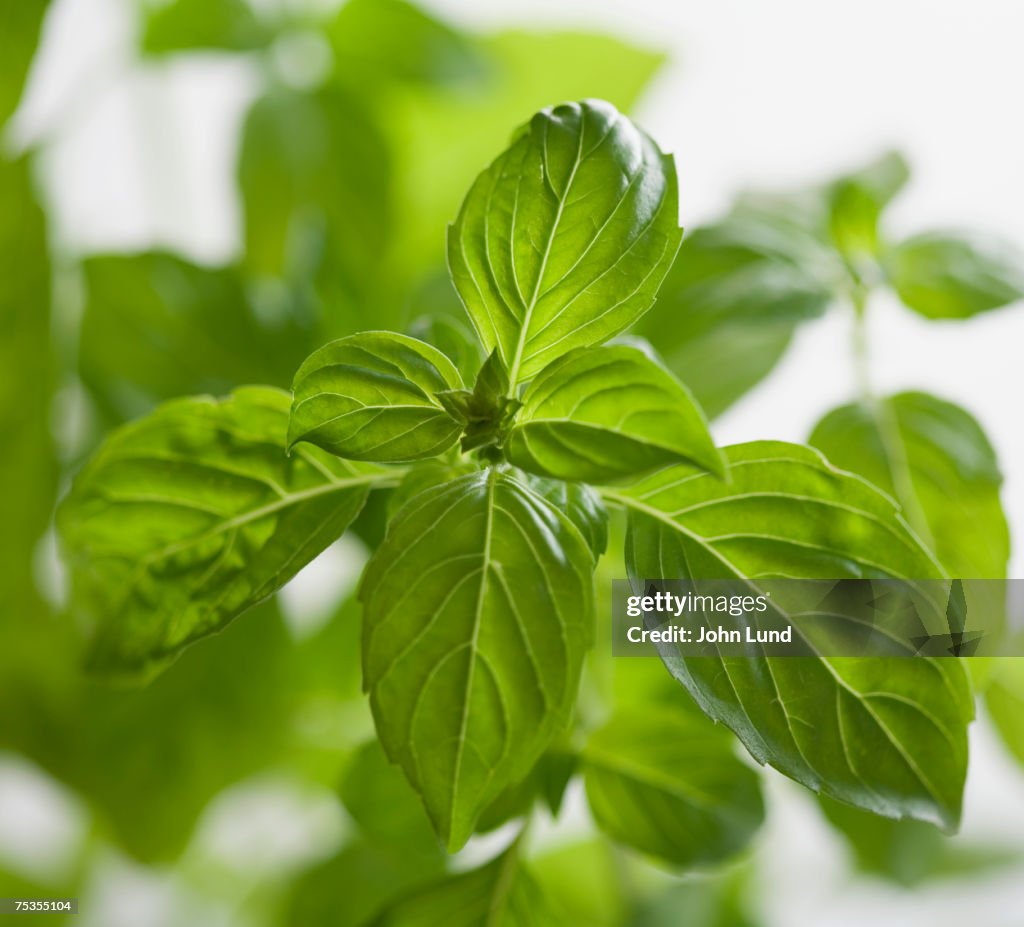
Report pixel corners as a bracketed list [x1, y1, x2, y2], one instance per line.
[827, 150, 910, 259]
[141, 0, 271, 55]
[288, 332, 463, 462]
[810, 391, 1009, 580]
[327, 0, 486, 87]
[373, 843, 558, 926]
[448, 99, 682, 387]
[606, 441, 973, 830]
[506, 345, 723, 484]
[361, 470, 594, 850]
[58, 387, 389, 678]
[886, 232, 1024, 319]
[987, 658, 1024, 768]
[635, 216, 835, 418]
[583, 705, 764, 867]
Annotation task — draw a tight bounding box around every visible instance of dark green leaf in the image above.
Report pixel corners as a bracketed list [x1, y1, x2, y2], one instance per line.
[238, 86, 392, 330]
[607, 441, 973, 830]
[583, 705, 764, 866]
[0, 157, 54, 616]
[79, 252, 313, 422]
[58, 387, 388, 677]
[372, 843, 558, 926]
[506, 345, 723, 483]
[141, 0, 271, 55]
[361, 470, 594, 850]
[448, 99, 682, 387]
[520, 476, 609, 557]
[288, 332, 464, 462]
[810, 391, 1009, 579]
[886, 232, 1024, 319]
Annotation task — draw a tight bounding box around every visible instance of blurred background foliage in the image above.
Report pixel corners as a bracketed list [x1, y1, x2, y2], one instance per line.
[2, 1, 1024, 925]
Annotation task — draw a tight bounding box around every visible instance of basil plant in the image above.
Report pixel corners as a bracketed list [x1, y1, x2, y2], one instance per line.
[59, 100, 976, 900]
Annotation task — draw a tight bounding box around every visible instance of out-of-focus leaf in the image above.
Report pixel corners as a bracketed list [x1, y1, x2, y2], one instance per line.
[340, 739, 443, 856]
[810, 391, 1009, 580]
[0, 0, 49, 124]
[506, 346, 722, 484]
[327, 0, 486, 87]
[0, 157, 54, 616]
[141, 0, 272, 55]
[373, 843, 558, 926]
[818, 793, 1020, 886]
[79, 253, 314, 423]
[629, 875, 760, 927]
[361, 470, 594, 850]
[987, 659, 1024, 768]
[609, 442, 973, 831]
[449, 100, 681, 386]
[58, 387, 389, 678]
[0, 593, 369, 862]
[286, 839, 447, 927]
[530, 840, 626, 927]
[827, 150, 910, 260]
[407, 310, 485, 382]
[886, 232, 1024, 319]
[635, 216, 835, 418]
[237, 86, 392, 331]
[288, 332, 463, 462]
[583, 705, 764, 867]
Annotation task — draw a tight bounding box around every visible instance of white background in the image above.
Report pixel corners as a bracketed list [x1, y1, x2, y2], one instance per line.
[6, 1, 1024, 925]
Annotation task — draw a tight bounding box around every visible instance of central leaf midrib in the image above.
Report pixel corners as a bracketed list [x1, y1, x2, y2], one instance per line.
[506, 122, 587, 392]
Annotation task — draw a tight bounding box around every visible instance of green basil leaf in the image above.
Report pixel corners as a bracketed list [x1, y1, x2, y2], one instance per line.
[810, 391, 1009, 580]
[327, 0, 486, 87]
[635, 218, 834, 418]
[58, 387, 387, 678]
[141, 0, 271, 55]
[373, 844, 557, 926]
[885, 232, 1024, 319]
[506, 345, 723, 484]
[361, 470, 594, 850]
[583, 705, 764, 867]
[79, 253, 313, 423]
[407, 310, 485, 382]
[520, 475, 609, 557]
[607, 441, 973, 830]
[340, 739, 442, 855]
[0, 1, 49, 124]
[288, 332, 464, 462]
[827, 150, 910, 260]
[448, 99, 682, 387]
[238, 86, 393, 330]
[0, 156, 55, 616]
[987, 659, 1024, 768]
